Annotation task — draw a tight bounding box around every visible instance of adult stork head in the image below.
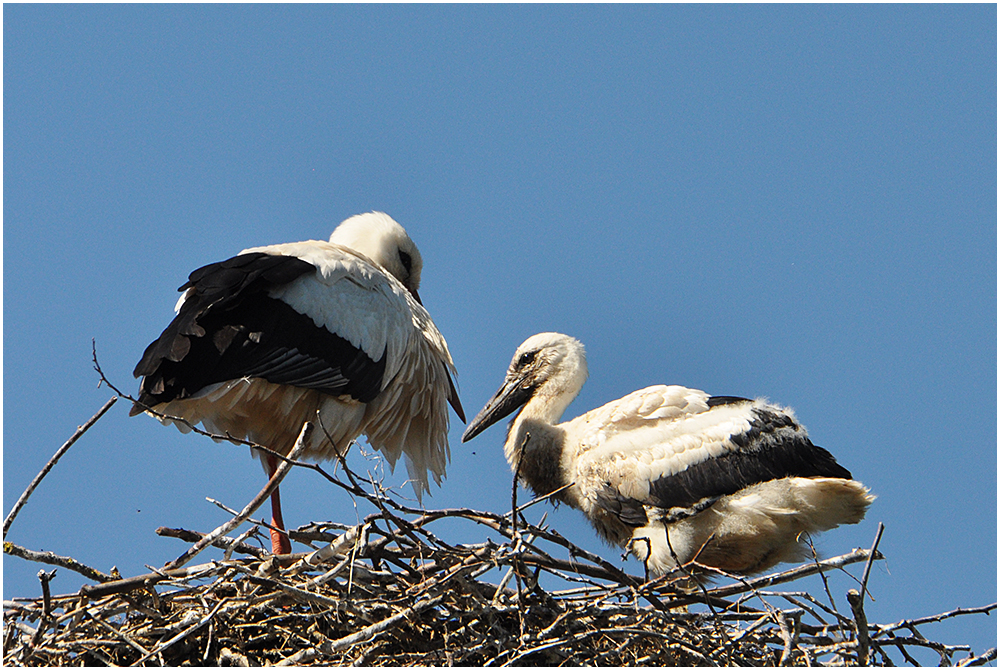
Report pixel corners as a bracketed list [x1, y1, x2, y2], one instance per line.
[329, 211, 424, 303]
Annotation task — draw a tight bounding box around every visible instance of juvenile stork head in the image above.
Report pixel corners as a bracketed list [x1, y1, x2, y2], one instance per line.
[462, 332, 588, 442]
[329, 211, 424, 301]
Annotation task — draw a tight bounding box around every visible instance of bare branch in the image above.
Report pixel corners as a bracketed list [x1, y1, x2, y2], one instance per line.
[873, 603, 997, 637]
[959, 647, 998, 667]
[155, 526, 268, 559]
[4, 541, 113, 583]
[847, 588, 870, 665]
[3, 396, 118, 538]
[694, 547, 881, 604]
[860, 522, 885, 602]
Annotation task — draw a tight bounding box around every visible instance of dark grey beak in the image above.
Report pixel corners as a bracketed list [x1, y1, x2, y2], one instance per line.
[461, 374, 536, 443]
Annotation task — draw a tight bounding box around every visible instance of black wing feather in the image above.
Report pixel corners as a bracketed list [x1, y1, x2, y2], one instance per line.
[133, 252, 387, 413]
[599, 403, 854, 528]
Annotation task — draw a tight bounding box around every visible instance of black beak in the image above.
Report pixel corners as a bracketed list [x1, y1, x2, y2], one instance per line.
[461, 373, 536, 443]
[444, 367, 466, 424]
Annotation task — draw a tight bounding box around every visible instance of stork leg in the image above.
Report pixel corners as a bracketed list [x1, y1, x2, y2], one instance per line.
[265, 454, 292, 555]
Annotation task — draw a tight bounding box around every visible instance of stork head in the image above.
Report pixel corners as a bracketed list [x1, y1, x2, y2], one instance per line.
[330, 212, 424, 302]
[462, 332, 588, 442]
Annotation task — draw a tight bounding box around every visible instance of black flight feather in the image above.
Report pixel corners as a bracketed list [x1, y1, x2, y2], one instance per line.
[133, 252, 387, 414]
[597, 403, 853, 528]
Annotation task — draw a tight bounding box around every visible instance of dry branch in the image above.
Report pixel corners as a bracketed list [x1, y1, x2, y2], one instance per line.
[3, 396, 118, 538]
[3, 542, 113, 583]
[155, 527, 268, 559]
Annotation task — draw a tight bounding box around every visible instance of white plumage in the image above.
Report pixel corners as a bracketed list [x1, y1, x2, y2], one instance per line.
[462, 332, 873, 577]
[133, 212, 464, 554]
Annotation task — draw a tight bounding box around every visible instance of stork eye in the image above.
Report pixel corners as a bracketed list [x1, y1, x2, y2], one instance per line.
[517, 350, 538, 367]
[398, 250, 413, 276]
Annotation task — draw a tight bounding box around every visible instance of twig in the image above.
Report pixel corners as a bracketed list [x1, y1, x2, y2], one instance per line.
[959, 647, 998, 667]
[246, 574, 344, 609]
[690, 548, 879, 605]
[515, 483, 571, 515]
[92, 342, 287, 461]
[776, 609, 802, 666]
[876, 634, 972, 656]
[665, 531, 733, 663]
[224, 526, 262, 562]
[156, 526, 267, 559]
[164, 421, 313, 570]
[805, 532, 840, 623]
[511, 431, 530, 533]
[27, 570, 56, 651]
[82, 608, 153, 657]
[3, 396, 118, 538]
[78, 561, 250, 600]
[4, 542, 112, 583]
[846, 589, 870, 665]
[872, 603, 997, 637]
[275, 594, 444, 665]
[510, 431, 531, 641]
[859, 522, 885, 602]
[131, 598, 229, 666]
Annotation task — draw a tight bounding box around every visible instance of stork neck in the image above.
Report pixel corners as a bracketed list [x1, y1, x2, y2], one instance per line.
[523, 375, 579, 422]
[502, 386, 574, 487]
[504, 412, 567, 500]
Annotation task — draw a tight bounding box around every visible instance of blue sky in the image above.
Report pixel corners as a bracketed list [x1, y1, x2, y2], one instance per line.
[4, 5, 996, 662]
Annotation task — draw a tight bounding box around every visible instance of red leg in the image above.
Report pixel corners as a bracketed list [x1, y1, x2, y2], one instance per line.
[265, 455, 292, 554]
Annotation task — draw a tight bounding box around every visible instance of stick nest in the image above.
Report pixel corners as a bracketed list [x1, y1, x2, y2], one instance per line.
[5, 487, 996, 667]
[4, 393, 995, 666]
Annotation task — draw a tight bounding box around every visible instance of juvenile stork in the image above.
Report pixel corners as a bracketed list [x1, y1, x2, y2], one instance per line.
[462, 332, 873, 577]
[133, 212, 465, 554]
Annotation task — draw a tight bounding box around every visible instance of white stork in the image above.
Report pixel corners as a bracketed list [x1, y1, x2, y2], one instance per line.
[133, 212, 465, 554]
[462, 332, 873, 577]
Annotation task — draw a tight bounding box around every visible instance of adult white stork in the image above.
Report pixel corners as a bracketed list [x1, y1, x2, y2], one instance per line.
[462, 332, 873, 577]
[133, 212, 465, 554]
